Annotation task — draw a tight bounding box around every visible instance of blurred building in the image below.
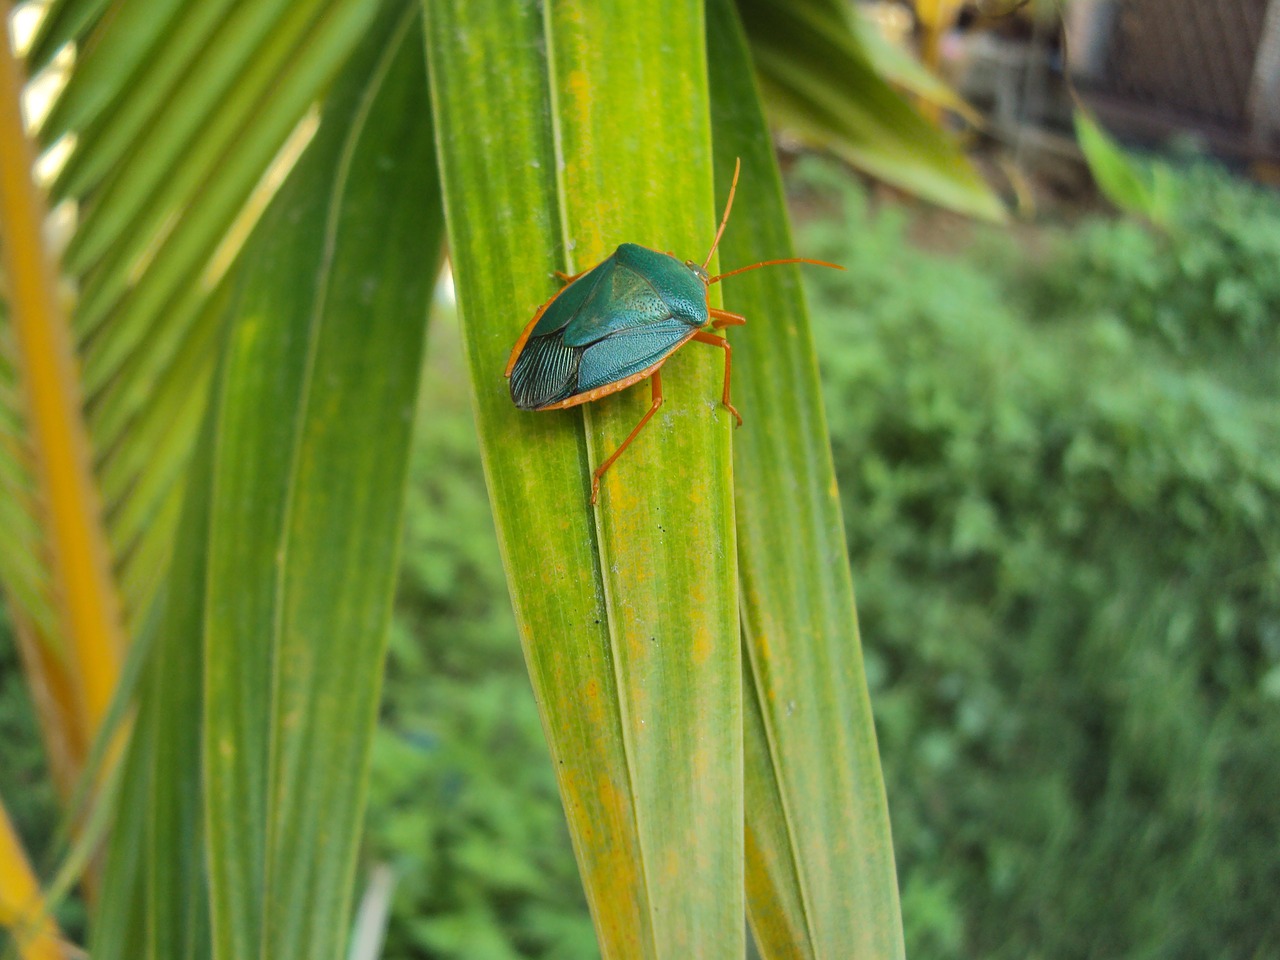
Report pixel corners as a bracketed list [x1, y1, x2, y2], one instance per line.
[1068, 0, 1280, 162]
[919, 0, 1280, 173]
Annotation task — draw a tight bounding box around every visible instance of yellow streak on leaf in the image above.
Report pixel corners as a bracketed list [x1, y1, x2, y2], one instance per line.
[691, 624, 714, 667]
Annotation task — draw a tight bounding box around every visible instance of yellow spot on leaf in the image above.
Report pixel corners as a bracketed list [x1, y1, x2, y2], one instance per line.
[692, 624, 713, 666]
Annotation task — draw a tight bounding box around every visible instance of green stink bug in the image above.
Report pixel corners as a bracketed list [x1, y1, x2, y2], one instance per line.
[505, 160, 840, 504]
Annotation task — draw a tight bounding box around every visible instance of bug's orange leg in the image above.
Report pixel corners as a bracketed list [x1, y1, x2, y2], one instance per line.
[591, 371, 664, 504]
[553, 269, 587, 284]
[709, 308, 746, 330]
[691, 331, 742, 427]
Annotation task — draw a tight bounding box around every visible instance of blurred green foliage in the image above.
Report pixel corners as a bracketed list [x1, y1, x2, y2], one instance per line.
[795, 155, 1280, 960]
[0, 603, 89, 939]
[5, 155, 1278, 958]
[1027, 159, 1280, 355]
[0, 606, 57, 855]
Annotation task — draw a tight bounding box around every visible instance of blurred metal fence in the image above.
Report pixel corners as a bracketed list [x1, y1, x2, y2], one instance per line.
[1069, 0, 1280, 158]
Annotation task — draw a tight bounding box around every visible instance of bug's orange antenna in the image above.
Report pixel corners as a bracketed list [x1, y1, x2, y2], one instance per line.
[702, 157, 742, 270]
[706, 257, 844, 285]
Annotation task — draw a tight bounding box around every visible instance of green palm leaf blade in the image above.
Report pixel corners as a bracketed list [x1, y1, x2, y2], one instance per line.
[421, 4, 644, 952]
[90, 708, 161, 958]
[25, 0, 109, 71]
[37, 0, 195, 147]
[43, 0, 254, 209]
[423, 1, 741, 955]
[742, 668, 809, 952]
[201, 7, 439, 958]
[548, 1, 741, 952]
[95, 287, 228, 567]
[0, 0, 390, 653]
[709, 0, 905, 956]
[62, 0, 353, 277]
[69, 0, 381, 346]
[135, 484, 210, 960]
[87, 276, 228, 461]
[738, 0, 1003, 222]
[93, 5, 441, 958]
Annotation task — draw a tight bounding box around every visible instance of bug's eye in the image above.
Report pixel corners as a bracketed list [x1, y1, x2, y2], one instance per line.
[685, 261, 710, 283]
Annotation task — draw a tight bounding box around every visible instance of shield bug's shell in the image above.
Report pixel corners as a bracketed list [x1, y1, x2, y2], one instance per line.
[508, 243, 708, 411]
[504, 159, 841, 504]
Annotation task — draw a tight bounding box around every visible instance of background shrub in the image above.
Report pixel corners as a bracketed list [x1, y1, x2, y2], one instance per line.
[795, 155, 1280, 959]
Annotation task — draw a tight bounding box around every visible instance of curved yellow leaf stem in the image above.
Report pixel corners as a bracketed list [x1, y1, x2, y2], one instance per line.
[0, 4, 124, 745]
[0, 798, 67, 960]
[913, 0, 965, 121]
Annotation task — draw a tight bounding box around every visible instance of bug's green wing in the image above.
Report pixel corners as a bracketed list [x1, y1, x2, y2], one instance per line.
[529, 256, 614, 338]
[576, 317, 699, 393]
[562, 243, 706, 346]
[570, 244, 711, 393]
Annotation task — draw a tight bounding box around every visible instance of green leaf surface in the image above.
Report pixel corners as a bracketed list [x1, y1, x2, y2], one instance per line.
[424, 1, 741, 955]
[91, 5, 441, 958]
[43, 0, 244, 197]
[36, 0, 193, 144]
[709, 0, 905, 956]
[1074, 108, 1175, 226]
[739, 0, 1002, 221]
[91, 409, 214, 960]
[88, 707, 156, 958]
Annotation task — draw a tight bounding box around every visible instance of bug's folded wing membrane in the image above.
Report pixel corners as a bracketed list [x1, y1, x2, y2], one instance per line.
[510, 333, 582, 409]
[576, 319, 697, 394]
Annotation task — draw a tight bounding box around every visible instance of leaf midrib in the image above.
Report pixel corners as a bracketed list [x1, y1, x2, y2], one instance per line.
[539, 5, 660, 956]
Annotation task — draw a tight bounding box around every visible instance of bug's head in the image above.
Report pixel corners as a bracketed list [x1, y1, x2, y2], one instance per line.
[684, 260, 711, 284]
